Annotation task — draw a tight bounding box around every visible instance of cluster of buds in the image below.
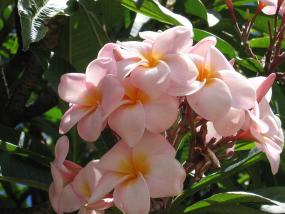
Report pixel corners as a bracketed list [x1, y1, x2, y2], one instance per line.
[49, 24, 284, 214]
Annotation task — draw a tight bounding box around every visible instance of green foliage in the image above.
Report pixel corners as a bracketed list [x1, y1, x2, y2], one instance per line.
[18, 0, 71, 50]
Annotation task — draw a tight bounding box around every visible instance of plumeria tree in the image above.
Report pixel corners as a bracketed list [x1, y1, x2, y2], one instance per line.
[0, 0, 285, 213]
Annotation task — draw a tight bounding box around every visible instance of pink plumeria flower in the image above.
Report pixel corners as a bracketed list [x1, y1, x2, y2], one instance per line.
[88, 132, 186, 214]
[49, 136, 82, 213]
[108, 79, 179, 147]
[259, 0, 285, 16]
[58, 58, 124, 142]
[49, 137, 113, 214]
[186, 37, 255, 123]
[238, 74, 284, 174]
[59, 161, 114, 214]
[116, 26, 198, 97]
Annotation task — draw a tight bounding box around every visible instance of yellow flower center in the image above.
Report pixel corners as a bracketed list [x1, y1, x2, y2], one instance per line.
[83, 86, 102, 106]
[123, 84, 150, 105]
[118, 154, 150, 180]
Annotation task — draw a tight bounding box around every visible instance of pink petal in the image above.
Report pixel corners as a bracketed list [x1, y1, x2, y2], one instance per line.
[60, 184, 83, 213]
[144, 94, 179, 133]
[163, 54, 198, 95]
[113, 174, 150, 214]
[188, 36, 217, 57]
[59, 105, 92, 134]
[256, 73, 275, 102]
[145, 155, 186, 198]
[187, 78, 232, 121]
[98, 43, 119, 59]
[71, 160, 102, 198]
[116, 58, 142, 79]
[130, 61, 170, 98]
[204, 46, 233, 72]
[167, 80, 204, 96]
[97, 140, 133, 173]
[218, 70, 256, 110]
[99, 75, 125, 117]
[77, 106, 105, 142]
[213, 108, 245, 137]
[54, 136, 69, 166]
[86, 58, 116, 86]
[108, 103, 145, 147]
[89, 172, 129, 204]
[249, 76, 272, 102]
[252, 129, 282, 174]
[58, 73, 88, 104]
[49, 182, 62, 214]
[139, 30, 160, 42]
[87, 195, 114, 210]
[133, 132, 176, 158]
[49, 165, 64, 213]
[152, 26, 193, 55]
[262, 5, 278, 15]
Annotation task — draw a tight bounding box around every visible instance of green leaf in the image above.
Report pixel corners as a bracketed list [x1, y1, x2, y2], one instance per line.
[184, 191, 282, 213]
[0, 140, 52, 167]
[184, 0, 207, 21]
[171, 149, 265, 211]
[235, 58, 264, 73]
[0, 152, 51, 191]
[121, 0, 192, 28]
[193, 28, 236, 58]
[254, 187, 285, 203]
[18, 0, 70, 50]
[235, 141, 256, 151]
[249, 37, 285, 49]
[69, 0, 109, 71]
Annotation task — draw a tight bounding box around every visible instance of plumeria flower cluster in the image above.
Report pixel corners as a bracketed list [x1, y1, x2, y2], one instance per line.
[49, 26, 284, 214]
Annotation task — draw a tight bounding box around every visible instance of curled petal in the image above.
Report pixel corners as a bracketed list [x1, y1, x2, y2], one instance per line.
[59, 105, 92, 134]
[218, 70, 256, 110]
[188, 36, 217, 57]
[108, 103, 146, 147]
[98, 43, 119, 59]
[114, 174, 150, 214]
[86, 58, 116, 86]
[251, 128, 282, 174]
[145, 155, 186, 198]
[213, 108, 245, 137]
[153, 26, 193, 55]
[144, 95, 179, 133]
[77, 106, 105, 142]
[58, 73, 88, 104]
[54, 136, 69, 166]
[187, 78, 232, 121]
[133, 132, 176, 158]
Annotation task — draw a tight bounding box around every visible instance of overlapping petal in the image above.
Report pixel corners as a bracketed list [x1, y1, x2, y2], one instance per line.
[114, 175, 150, 214]
[187, 78, 232, 121]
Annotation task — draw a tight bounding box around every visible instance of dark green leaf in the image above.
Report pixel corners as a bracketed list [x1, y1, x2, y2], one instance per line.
[171, 149, 265, 211]
[0, 152, 51, 191]
[184, 191, 280, 213]
[184, 0, 207, 21]
[121, 0, 192, 28]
